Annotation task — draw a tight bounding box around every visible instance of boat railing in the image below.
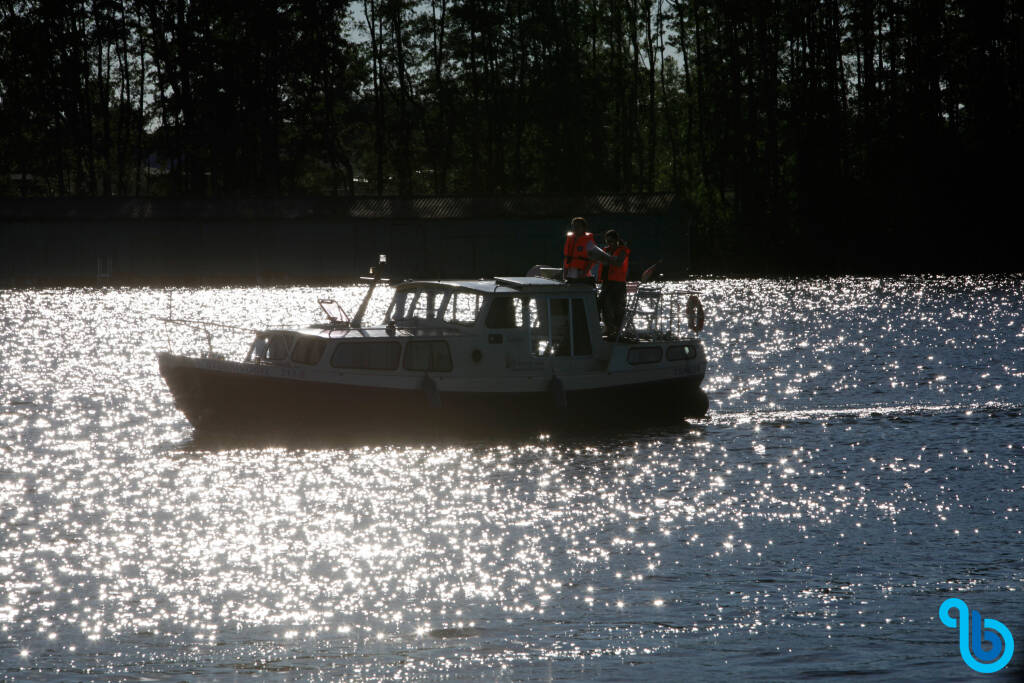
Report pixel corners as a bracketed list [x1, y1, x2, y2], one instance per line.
[619, 286, 702, 341]
[158, 316, 258, 359]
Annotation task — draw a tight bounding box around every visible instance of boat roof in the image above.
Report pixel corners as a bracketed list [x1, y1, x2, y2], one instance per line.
[273, 326, 447, 339]
[397, 276, 588, 294]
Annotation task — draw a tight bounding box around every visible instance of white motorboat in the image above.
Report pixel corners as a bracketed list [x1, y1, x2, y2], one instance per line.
[158, 270, 708, 436]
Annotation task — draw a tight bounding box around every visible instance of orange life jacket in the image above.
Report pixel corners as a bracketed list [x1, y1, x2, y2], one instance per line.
[600, 245, 630, 283]
[563, 232, 595, 273]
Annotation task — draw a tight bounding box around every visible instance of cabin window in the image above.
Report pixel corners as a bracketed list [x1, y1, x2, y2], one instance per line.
[571, 298, 592, 356]
[408, 292, 427, 319]
[627, 346, 663, 365]
[407, 290, 443, 320]
[549, 298, 571, 356]
[251, 333, 293, 362]
[667, 344, 696, 361]
[528, 297, 549, 355]
[439, 292, 482, 326]
[403, 340, 453, 372]
[486, 297, 525, 329]
[531, 297, 592, 357]
[291, 337, 327, 365]
[330, 341, 401, 370]
[391, 289, 449, 323]
[269, 335, 292, 361]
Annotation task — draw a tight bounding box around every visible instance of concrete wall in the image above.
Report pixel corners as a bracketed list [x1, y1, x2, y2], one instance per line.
[0, 197, 689, 285]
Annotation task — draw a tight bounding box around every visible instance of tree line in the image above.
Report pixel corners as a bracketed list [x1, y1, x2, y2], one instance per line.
[1, 1, 1021, 272]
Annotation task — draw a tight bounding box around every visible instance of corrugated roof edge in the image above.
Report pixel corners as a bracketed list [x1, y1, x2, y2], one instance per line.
[0, 194, 679, 221]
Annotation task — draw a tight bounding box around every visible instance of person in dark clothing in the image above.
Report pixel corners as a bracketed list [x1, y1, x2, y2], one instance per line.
[598, 229, 630, 337]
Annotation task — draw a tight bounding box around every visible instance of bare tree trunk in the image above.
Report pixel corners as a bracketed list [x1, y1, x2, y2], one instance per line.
[390, 4, 413, 196]
[135, 2, 146, 195]
[643, 0, 657, 191]
[629, 0, 642, 191]
[429, 0, 450, 194]
[363, 0, 385, 195]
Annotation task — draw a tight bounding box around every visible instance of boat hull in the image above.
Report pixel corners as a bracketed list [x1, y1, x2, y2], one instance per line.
[159, 353, 708, 438]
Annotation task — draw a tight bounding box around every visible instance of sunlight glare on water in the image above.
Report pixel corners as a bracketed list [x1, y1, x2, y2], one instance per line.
[0, 276, 1022, 680]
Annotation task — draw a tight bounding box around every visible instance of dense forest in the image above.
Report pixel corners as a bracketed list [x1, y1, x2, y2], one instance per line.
[1, 1, 1022, 272]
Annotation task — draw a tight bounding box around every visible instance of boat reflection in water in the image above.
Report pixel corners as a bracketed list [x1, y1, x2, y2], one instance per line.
[158, 269, 709, 439]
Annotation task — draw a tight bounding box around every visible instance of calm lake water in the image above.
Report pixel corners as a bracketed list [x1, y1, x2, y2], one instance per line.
[1, 276, 1022, 681]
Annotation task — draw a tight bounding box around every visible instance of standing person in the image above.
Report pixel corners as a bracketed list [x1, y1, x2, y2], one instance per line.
[562, 217, 624, 282]
[598, 230, 630, 337]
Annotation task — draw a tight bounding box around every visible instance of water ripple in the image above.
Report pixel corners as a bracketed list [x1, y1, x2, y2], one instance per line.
[0, 276, 1021, 680]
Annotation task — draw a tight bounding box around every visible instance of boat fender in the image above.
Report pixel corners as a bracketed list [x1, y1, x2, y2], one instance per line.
[549, 376, 567, 410]
[686, 295, 705, 332]
[421, 374, 441, 408]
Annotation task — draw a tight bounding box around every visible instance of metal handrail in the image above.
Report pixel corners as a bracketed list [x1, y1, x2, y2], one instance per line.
[158, 316, 258, 358]
[616, 287, 701, 342]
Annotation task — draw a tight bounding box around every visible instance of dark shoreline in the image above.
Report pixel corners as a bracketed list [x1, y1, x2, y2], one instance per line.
[2, 195, 692, 287]
[3, 196, 1016, 286]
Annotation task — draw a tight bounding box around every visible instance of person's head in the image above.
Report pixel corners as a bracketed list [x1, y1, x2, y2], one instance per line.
[570, 216, 588, 233]
[604, 229, 620, 247]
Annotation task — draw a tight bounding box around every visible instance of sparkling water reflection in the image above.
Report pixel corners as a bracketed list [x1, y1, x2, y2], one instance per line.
[1, 276, 1022, 680]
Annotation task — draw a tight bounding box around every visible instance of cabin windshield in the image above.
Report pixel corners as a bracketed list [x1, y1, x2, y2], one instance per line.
[390, 289, 447, 323]
[249, 332, 294, 362]
[441, 291, 483, 325]
[389, 288, 482, 326]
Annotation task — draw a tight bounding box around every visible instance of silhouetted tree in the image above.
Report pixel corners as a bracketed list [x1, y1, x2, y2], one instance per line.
[1, 0, 1021, 270]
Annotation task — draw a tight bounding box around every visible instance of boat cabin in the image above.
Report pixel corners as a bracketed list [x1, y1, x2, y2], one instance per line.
[386, 277, 598, 357]
[244, 277, 700, 376]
